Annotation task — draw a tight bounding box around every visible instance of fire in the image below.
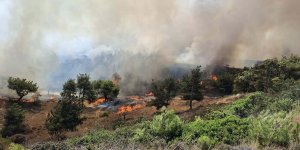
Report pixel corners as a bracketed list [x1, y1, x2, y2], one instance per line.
[91, 98, 105, 107]
[117, 104, 143, 114]
[127, 96, 144, 101]
[21, 99, 35, 103]
[21, 93, 40, 103]
[145, 92, 154, 97]
[211, 74, 218, 81]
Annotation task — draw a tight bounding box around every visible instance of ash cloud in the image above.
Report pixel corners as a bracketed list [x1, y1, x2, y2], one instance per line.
[0, 0, 300, 94]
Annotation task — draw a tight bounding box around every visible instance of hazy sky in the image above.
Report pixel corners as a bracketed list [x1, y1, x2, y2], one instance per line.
[0, 0, 300, 91]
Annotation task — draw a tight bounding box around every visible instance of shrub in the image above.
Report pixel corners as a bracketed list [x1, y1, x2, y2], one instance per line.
[197, 136, 214, 150]
[204, 110, 231, 120]
[31, 142, 71, 150]
[69, 129, 112, 146]
[183, 115, 250, 145]
[248, 111, 299, 147]
[216, 92, 269, 118]
[8, 143, 25, 150]
[149, 110, 183, 141]
[1, 103, 25, 137]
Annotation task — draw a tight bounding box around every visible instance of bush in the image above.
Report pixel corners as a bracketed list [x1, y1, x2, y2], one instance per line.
[1, 103, 25, 137]
[69, 129, 112, 146]
[183, 115, 250, 145]
[8, 143, 25, 150]
[204, 110, 231, 120]
[149, 110, 183, 141]
[197, 136, 214, 150]
[31, 142, 71, 150]
[215, 92, 269, 118]
[248, 111, 299, 147]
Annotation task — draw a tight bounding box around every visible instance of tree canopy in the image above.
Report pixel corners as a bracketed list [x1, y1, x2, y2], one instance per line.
[45, 98, 84, 136]
[93, 80, 119, 101]
[151, 78, 178, 110]
[77, 74, 95, 100]
[61, 79, 77, 99]
[1, 103, 25, 137]
[234, 55, 300, 93]
[7, 77, 38, 101]
[181, 66, 203, 110]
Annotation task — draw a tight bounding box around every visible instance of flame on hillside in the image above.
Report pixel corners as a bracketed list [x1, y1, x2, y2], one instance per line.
[117, 104, 143, 114]
[21, 92, 41, 103]
[145, 92, 154, 97]
[211, 74, 218, 81]
[91, 98, 105, 107]
[127, 96, 144, 101]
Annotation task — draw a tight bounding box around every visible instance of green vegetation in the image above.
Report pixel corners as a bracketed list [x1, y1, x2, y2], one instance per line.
[60, 79, 77, 100]
[8, 143, 25, 150]
[181, 66, 204, 109]
[1, 104, 25, 137]
[7, 77, 38, 101]
[34, 69, 299, 149]
[77, 73, 95, 105]
[45, 98, 84, 137]
[3, 55, 300, 149]
[92, 80, 119, 101]
[234, 55, 300, 93]
[150, 78, 178, 109]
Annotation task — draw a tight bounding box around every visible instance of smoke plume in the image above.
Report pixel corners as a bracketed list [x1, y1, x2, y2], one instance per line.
[0, 0, 300, 93]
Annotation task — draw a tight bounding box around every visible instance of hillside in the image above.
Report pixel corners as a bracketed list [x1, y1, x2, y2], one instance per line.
[0, 94, 244, 146]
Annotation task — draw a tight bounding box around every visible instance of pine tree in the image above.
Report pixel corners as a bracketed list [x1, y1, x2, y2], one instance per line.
[1, 103, 25, 137]
[45, 98, 84, 138]
[181, 66, 203, 110]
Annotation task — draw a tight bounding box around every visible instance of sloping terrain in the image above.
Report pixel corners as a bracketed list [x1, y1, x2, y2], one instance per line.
[0, 94, 246, 146]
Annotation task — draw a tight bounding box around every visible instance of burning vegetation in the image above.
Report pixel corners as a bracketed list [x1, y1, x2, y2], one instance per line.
[117, 104, 144, 120]
[210, 74, 218, 81]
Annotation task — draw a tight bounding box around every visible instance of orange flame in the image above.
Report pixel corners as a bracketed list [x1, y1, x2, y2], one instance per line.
[145, 92, 154, 97]
[127, 96, 144, 101]
[117, 104, 143, 114]
[211, 74, 218, 81]
[91, 98, 105, 107]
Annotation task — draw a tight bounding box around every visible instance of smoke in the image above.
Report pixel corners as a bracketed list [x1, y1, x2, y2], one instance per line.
[0, 0, 300, 93]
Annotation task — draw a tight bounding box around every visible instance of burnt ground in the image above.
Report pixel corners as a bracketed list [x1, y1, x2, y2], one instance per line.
[0, 94, 246, 146]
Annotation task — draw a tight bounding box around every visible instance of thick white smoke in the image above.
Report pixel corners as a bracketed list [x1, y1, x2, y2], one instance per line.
[0, 0, 300, 92]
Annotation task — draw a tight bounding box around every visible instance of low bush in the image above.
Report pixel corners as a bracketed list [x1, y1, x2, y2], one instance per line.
[31, 142, 71, 150]
[148, 110, 183, 141]
[183, 115, 250, 145]
[8, 143, 25, 150]
[69, 129, 112, 146]
[248, 111, 300, 147]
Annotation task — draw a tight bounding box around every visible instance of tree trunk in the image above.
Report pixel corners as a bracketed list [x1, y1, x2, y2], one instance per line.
[123, 113, 126, 121]
[104, 95, 108, 102]
[81, 93, 85, 108]
[18, 95, 24, 101]
[189, 99, 192, 110]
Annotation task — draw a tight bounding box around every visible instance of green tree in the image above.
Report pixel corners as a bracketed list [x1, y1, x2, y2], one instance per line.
[151, 78, 178, 110]
[216, 72, 235, 94]
[45, 98, 84, 138]
[1, 103, 25, 137]
[77, 74, 95, 106]
[233, 56, 300, 93]
[93, 80, 119, 101]
[233, 70, 256, 93]
[60, 79, 77, 99]
[181, 66, 203, 110]
[7, 77, 38, 101]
